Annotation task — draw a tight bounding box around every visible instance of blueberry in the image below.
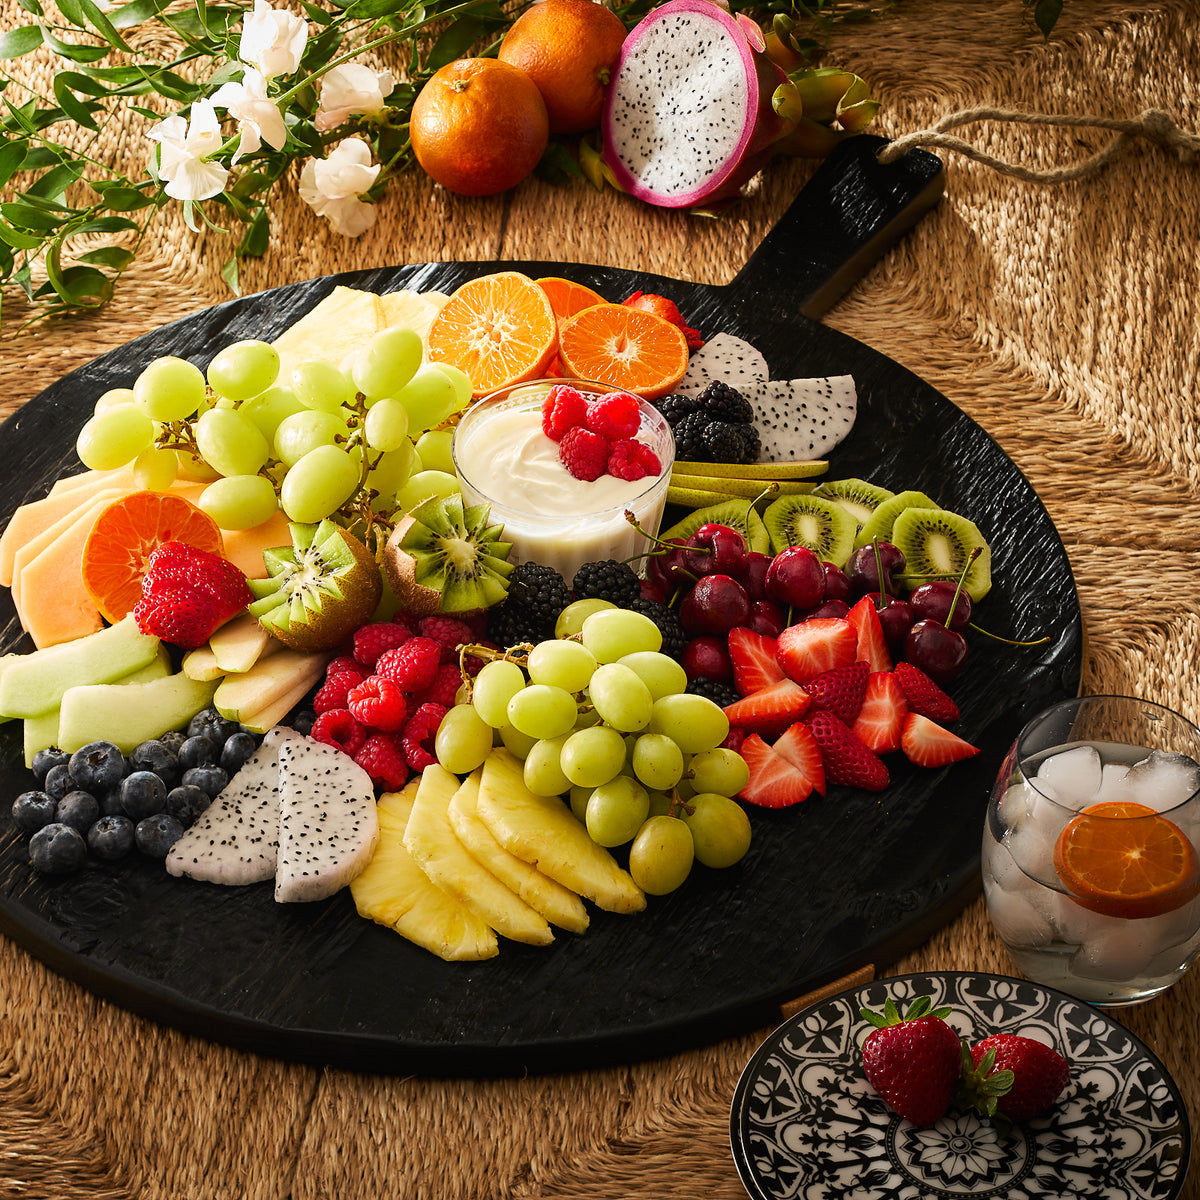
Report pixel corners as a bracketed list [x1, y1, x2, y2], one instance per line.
[290, 709, 316, 737]
[44, 763, 75, 802]
[166, 784, 212, 828]
[135, 813, 184, 858]
[159, 730, 187, 755]
[30, 748, 69, 784]
[178, 735, 218, 770]
[87, 814, 135, 861]
[29, 823, 88, 874]
[100, 786, 127, 817]
[56, 790, 101, 833]
[187, 708, 240, 745]
[11, 790, 57, 833]
[119, 770, 168, 820]
[129, 739, 180, 787]
[220, 731, 257, 774]
[68, 740, 127, 794]
[181, 765, 229, 797]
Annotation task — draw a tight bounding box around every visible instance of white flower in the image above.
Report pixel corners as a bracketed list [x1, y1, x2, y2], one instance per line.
[239, 0, 308, 79]
[147, 101, 228, 201]
[314, 63, 395, 132]
[210, 68, 288, 163]
[298, 138, 380, 237]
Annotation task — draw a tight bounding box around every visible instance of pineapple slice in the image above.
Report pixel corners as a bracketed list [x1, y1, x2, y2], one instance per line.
[351, 780, 498, 962]
[271, 286, 384, 379]
[476, 749, 646, 915]
[449, 770, 589, 935]
[404, 764, 553, 946]
[378, 289, 448, 344]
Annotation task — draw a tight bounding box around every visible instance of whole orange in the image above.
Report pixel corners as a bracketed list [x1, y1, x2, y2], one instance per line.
[410, 58, 549, 197]
[498, 0, 627, 135]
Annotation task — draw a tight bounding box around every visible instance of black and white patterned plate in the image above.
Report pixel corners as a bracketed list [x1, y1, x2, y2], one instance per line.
[730, 971, 1191, 1200]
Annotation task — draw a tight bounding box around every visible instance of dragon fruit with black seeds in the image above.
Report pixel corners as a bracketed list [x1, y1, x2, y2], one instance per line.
[749, 376, 858, 461]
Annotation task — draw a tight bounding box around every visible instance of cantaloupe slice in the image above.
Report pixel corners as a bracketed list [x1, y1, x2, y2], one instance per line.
[46, 467, 134, 497]
[219, 509, 292, 580]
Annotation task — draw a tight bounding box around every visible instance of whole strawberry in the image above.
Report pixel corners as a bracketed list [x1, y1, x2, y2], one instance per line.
[133, 541, 251, 649]
[860, 995, 961, 1126]
[963, 1034, 1070, 1122]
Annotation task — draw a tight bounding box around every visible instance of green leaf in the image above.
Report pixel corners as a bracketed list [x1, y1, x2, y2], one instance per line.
[39, 264, 113, 305]
[143, 68, 201, 101]
[343, 0, 408, 19]
[0, 139, 28, 190]
[37, 24, 111, 61]
[535, 141, 584, 186]
[0, 24, 43, 59]
[241, 207, 269, 257]
[1033, 0, 1063, 37]
[53, 77, 100, 131]
[76, 214, 139, 233]
[75, 0, 135, 50]
[298, 1, 336, 24]
[16, 0, 45, 17]
[221, 254, 240, 295]
[91, 185, 155, 212]
[26, 161, 85, 199]
[107, 0, 173, 29]
[53, 70, 110, 98]
[0, 220, 44, 249]
[18, 146, 59, 170]
[425, 15, 488, 70]
[76, 244, 135, 270]
[0, 199, 66, 231]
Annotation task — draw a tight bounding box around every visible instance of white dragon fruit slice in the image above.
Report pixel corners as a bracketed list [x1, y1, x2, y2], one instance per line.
[601, 0, 792, 209]
[679, 332, 770, 395]
[165, 725, 303, 885]
[747, 376, 858, 461]
[274, 736, 379, 903]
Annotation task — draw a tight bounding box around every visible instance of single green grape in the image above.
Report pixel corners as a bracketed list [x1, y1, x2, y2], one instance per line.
[396, 367, 459, 431]
[472, 660, 527, 728]
[498, 722, 538, 759]
[76, 404, 156, 471]
[93, 386, 136, 414]
[580, 608, 663, 663]
[273, 410, 349, 468]
[429, 361, 473, 409]
[195, 408, 271, 477]
[506, 683, 578, 740]
[687, 747, 750, 797]
[434, 704, 493, 775]
[414, 428, 455, 475]
[631, 733, 685, 791]
[241, 386, 307, 441]
[366, 443, 416, 502]
[646, 790, 673, 818]
[198, 474, 279, 530]
[585, 776, 650, 848]
[133, 356, 207, 421]
[554, 598, 616, 640]
[618, 651, 689, 701]
[559, 725, 627, 788]
[279, 444, 359, 523]
[290, 359, 357, 413]
[587, 663, 654, 733]
[523, 735, 572, 797]
[648, 693, 730, 755]
[628, 815, 694, 895]
[132, 446, 179, 491]
[526, 639, 597, 694]
[363, 397, 411, 453]
[391, 470, 459, 514]
[682, 793, 752, 869]
[206, 339, 280, 402]
[352, 326, 423, 399]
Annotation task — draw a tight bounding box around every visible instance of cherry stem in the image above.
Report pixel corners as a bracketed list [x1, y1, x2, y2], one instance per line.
[967, 623, 1051, 647]
[945, 547, 980, 628]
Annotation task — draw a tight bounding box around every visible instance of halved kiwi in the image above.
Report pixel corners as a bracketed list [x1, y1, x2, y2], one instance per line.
[853, 489, 940, 549]
[891, 506, 992, 601]
[811, 478, 895, 532]
[762, 494, 858, 564]
[658, 498, 771, 555]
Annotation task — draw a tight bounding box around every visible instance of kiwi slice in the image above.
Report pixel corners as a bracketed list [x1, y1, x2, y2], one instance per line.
[247, 519, 383, 651]
[891, 506, 992, 602]
[811, 478, 895, 532]
[853, 489, 940, 549]
[659, 498, 771, 555]
[384, 492, 514, 616]
[762, 494, 858, 564]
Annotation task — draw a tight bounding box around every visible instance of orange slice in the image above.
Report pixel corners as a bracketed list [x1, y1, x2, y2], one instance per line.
[535, 276, 607, 322]
[1053, 799, 1200, 920]
[81, 491, 225, 623]
[425, 271, 558, 399]
[556, 303, 689, 400]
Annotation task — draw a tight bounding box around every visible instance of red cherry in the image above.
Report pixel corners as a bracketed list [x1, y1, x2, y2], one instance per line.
[872, 594, 914, 655]
[744, 599, 787, 638]
[679, 574, 751, 636]
[909, 580, 972, 632]
[845, 541, 905, 598]
[764, 546, 825, 610]
[904, 618, 968, 685]
[806, 598, 850, 620]
[822, 562, 852, 604]
[740, 552, 772, 602]
[684, 523, 748, 578]
[681, 635, 733, 682]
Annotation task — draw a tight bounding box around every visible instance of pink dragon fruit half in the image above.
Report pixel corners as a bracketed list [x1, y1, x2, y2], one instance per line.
[600, 0, 794, 210]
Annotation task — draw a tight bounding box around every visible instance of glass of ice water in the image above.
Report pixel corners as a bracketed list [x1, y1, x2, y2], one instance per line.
[983, 694, 1200, 1005]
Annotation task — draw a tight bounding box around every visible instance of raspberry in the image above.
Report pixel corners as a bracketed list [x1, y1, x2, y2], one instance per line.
[346, 675, 408, 731]
[558, 426, 611, 482]
[354, 732, 410, 792]
[418, 615, 476, 658]
[607, 438, 662, 481]
[541, 384, 589, 441]
[390, 611, 418, 638]
[376, 636, 443, 692]
[410, 661, 464, 708]
[402, 702, 447, 771]
[311, 708, 368, 757]
[312, 659, 371, 714]
[353, 623, 413, 669]
[584, 391, 640, 440]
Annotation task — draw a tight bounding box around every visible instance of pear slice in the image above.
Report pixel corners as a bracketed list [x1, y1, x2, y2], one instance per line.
[448, 770, 588, 934]
[476, 748, 646, 915]
[404, 764, 553, 946]
[209, 613, 276, 673]
[212, 648, 329, 723]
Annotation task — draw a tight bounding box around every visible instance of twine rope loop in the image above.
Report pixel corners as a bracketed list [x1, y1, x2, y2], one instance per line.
[877, 106, 1200, 182]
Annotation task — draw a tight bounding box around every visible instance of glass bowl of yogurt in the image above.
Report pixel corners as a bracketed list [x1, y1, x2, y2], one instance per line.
[451, 378, 675, 582]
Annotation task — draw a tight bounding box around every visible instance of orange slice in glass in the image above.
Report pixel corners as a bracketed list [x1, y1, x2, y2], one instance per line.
[556, 303, 689, 400]
[1053, 799, 1200, 919]
[425, 271, 558, 399]
[81, 490, 225, 622]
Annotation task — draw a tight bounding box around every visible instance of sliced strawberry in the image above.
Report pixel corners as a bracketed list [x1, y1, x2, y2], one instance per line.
[893, 662, 960, 723]
[728, 626, 785, 695]
[846, 595, 893, 673]
[807, 709, 889, 792]
[900, 713, 980, 767]
[775, 617, 857, 685]
[805, 660, 870, 725]
[739, 731, 818, 807]
[773, 721, 825, 797]
[724, 678, 811, 739]
[852, 671, 909, 755]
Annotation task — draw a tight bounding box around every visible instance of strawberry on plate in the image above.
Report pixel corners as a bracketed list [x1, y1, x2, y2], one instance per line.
[846, 595, 892, 673]
[728, 626, 785, 695]
[133, 541, 252, 649]
[963, 1033, 1070, 1122]
[900, 713, 980, 767]
[892, 662, 960, 723]
[852, 671, 908, 755]
[860, 994, 962, 1126]
[807, 709, 889, 792]
[739, 724, 824, 807]
[776, 617, 857, 685]
[724, 678, 811, 739]
[805, 660, 870, 725]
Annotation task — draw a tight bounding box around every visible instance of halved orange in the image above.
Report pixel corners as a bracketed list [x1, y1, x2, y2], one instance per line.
[425, 271, 558, 398]
[1053, 799, 1200, 920]
[82, 491, 225, 622]
[556, 303, 689, 400]
[535, 276, 607, 322]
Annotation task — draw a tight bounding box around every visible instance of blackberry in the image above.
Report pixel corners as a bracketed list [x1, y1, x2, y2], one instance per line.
[671, 413, 759, 464]
[695, 380, 755, 424]
[687, 677, 740, 709]
[629, 598, 688, 661]
[652, 393, 699, 428]
[572, 559, 641, 608]
[487, 562, 573, 648]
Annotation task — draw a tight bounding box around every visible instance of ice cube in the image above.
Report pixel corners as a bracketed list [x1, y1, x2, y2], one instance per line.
[983, 833, 1027, 893]
[1036, 745, 1102, 810]
[1125, 751, 1200, 814]
[1005, 819, 1058, 889]
[1142, 926, 1200, 981]
[1070, 921, 1158, 982]
[1092, 763, 1134, 805]
[984, 879, 1056, 949]
[1035, 888, 1112, 947]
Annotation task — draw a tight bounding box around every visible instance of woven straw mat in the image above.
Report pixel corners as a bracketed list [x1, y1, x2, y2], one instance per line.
[1, 0, 1198, 1196]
